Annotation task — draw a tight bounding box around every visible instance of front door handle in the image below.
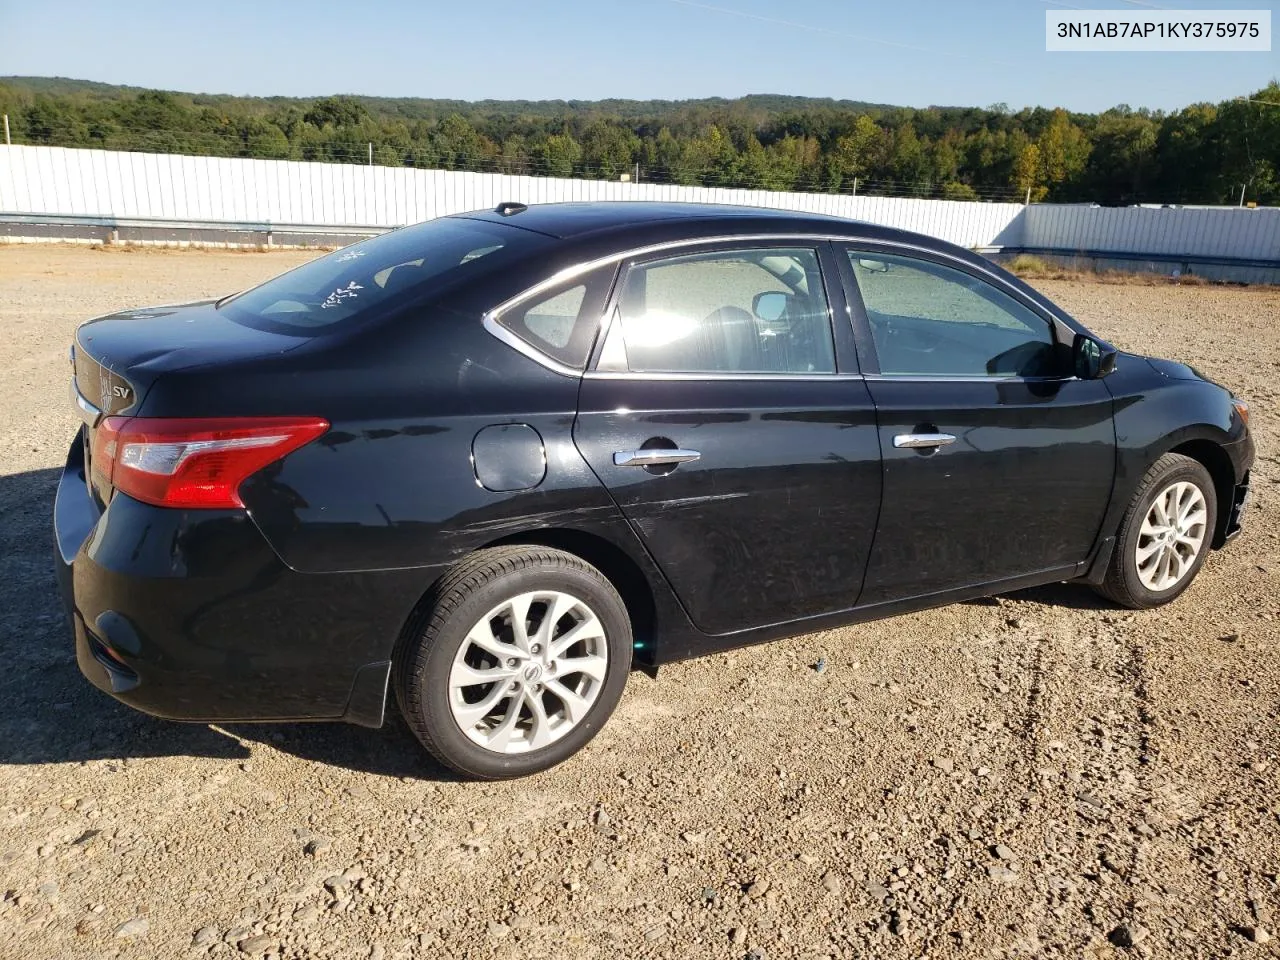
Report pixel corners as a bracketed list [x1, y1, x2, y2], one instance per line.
[613, 448, 702, 467]
[893, 432, 956, 450]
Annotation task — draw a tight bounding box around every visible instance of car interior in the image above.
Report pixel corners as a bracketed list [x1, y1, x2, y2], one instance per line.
[619, 251, 837, 374]
[851, 255, 1062, 378]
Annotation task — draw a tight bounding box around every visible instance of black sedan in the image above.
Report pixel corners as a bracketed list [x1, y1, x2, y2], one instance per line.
[54, 202, 1254, 779]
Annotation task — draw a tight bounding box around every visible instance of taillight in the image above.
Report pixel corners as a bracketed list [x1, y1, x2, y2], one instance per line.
[93, 416, 329, 509]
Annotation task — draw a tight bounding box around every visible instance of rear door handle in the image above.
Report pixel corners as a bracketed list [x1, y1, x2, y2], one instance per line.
[613, 449, 702, 467]
[893, 432, 956, 450]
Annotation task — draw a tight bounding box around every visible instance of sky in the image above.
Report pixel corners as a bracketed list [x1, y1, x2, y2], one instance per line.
[1, 0, 1276, 113]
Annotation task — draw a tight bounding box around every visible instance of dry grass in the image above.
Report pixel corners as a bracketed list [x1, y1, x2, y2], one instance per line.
[1004, 253, 1219, 287]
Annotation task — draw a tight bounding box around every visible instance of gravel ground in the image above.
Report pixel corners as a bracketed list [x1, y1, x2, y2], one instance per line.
[0, 245, 1277, 960]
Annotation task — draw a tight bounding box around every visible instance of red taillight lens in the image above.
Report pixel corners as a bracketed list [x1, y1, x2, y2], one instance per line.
[90, 415, 124, 491]
[94, 416, 329, 509]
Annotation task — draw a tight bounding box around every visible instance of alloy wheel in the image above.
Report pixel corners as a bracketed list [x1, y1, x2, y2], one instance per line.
[1134, 480, 1208, 592]
[448, 590, 609, 754]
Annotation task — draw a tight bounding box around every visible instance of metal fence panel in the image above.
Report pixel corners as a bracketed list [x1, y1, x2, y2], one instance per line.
[0, 145, 1025, 249]
[3, 145, 1278, 265]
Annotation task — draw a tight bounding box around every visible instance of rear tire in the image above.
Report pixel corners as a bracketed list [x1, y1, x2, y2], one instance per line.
[393, 546, 632, 780]
[1094, 453, 1216, 609]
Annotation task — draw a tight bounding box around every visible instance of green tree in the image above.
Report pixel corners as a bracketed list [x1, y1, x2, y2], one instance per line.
[1213, 85, 1280, 205]
[23, 97, 82, 144]
[579, 120, 639, 179]
[303, 96, 368, 129]
[826, 115, 887, 190]
[941, 181, 979, 200]
[498, 134, 530, 174]
[530, 133, 582, 178]
[1036, 108, 1091, 197]
[1082, 110, 1159, 203]
[4, 77, 1277, 206]
[240, 117, 291, 159]
[889, 124, 930, 192]
[1013, 142, 1046, 201]
[1154, 104, 1219, 202]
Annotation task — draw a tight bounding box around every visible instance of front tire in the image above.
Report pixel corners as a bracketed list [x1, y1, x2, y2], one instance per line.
[394, 546, 632, 779]
[1095, 453, 1217, 609]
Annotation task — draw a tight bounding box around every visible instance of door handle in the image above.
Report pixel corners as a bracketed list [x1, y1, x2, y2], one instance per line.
[613, 448, 702, 467]
[893, 432, 957, 450]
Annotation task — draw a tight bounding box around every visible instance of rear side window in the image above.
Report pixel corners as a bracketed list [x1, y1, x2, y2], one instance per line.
[220, 218, 545, 333]
[493, 265, 616, 370]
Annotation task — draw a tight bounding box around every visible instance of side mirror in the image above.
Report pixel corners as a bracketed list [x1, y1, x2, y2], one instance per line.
[752, 291, 788, 324]
[1073, 334, 1118, 379]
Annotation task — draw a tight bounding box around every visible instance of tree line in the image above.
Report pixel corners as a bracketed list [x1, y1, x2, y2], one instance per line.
[2, 77, 1277, 206]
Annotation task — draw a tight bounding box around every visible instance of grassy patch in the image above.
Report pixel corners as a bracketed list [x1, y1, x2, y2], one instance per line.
[1005, 256, 1226, 287]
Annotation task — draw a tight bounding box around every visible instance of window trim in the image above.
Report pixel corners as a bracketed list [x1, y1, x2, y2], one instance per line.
[835, 241, 1079, 382]
[485, 262, 619, 375]
[479, 233, 1087, 379]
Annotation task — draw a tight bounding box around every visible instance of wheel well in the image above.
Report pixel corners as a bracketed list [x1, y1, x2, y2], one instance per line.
[1169, 439, 1234, 548]
[392, 531, 660, 682]
[484, 529, 659, 661]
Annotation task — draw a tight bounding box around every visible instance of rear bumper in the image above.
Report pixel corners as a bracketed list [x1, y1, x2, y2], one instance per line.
[54, 431, 432, 725]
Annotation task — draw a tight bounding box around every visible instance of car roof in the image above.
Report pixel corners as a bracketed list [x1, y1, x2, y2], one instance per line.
[431, 200, 1082, 333]
[451, 201, 893, 242]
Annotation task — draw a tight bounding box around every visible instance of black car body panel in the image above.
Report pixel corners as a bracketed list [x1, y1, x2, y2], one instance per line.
[53, 202, 1255, 725]
[1092, 351, 1252, 550]
[574, 376, 884, 635]
[853, 376, 1117, 605]
[56, 436, 434, 722]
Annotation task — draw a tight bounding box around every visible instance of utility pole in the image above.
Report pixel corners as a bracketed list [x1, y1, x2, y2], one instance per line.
[2, 115, 9, 146]
[634, 162, 640, 184]
[368, 142, 373, 166]
[1025, 186, 1032, 205]
[852, 178, 858, 196]
[1239, 183, 1247, 207]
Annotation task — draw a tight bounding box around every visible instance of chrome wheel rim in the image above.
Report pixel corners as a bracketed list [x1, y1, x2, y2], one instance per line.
[449, 590, 608, 754]
[1135, 480, 1208, 592]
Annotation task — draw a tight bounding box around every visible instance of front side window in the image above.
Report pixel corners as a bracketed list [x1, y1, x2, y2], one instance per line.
[846, 251, 1059, 378]
[604, 247, 835, 375]
[220, 218, 546, 334]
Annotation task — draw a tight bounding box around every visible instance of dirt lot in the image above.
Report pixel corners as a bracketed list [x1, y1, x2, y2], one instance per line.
[0, 245, 1277, 960]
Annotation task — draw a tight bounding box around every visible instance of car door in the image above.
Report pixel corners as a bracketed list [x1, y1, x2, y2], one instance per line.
[572, 242, 882, 636]
[836, 245, 1116, 606]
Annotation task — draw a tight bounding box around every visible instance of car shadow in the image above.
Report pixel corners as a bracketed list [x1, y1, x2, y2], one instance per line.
[0, 465, 460, 781]
[1002, 582, 1114, 611]
[1, 463, 1113, 779]
[958, 582, 1113, 611]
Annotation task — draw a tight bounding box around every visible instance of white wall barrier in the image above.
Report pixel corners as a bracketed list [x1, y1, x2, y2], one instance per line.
[1022, 203, 1279, 262]
[0, 145, 1023, 249]
[1, 144, 1277, 264]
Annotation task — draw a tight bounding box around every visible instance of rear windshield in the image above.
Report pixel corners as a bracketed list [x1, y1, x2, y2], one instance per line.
[219, 218, 545, 332]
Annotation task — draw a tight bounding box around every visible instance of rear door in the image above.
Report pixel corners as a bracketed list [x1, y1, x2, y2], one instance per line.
[572, 242, 882, 636]
[836, 245, 1116, 605]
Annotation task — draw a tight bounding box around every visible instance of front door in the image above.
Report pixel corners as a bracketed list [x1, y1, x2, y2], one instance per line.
[837, 246, 1117, 605]
[573, 243, 882, 636]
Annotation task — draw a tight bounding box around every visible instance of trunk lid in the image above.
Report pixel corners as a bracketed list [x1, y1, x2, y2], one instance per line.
[73, 300, 310, 503]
